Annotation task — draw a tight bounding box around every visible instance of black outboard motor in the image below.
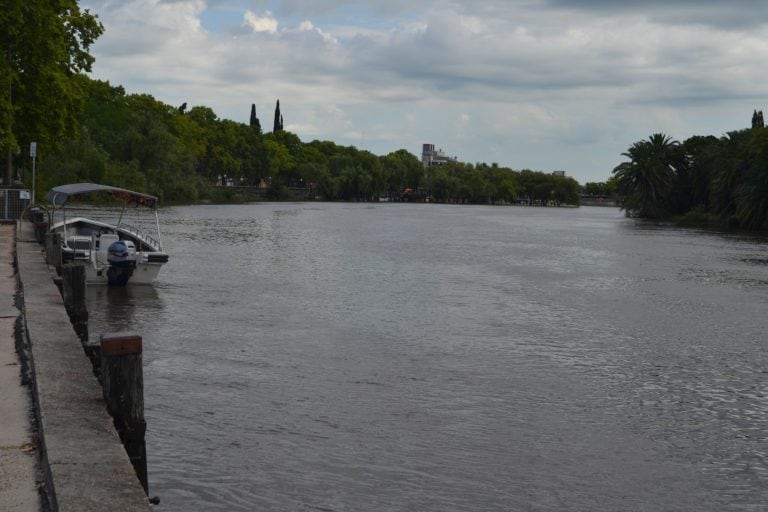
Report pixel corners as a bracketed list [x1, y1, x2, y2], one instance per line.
[106, 240, 137, 286]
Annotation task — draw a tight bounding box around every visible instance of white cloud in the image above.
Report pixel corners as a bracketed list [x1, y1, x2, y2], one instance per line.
[243, 10, 278, 33]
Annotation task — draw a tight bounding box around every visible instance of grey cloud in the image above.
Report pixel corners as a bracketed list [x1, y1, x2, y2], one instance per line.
[542, 0, 768, 28]
[248, 0, 418, 18]
[341, 14, 635, 101]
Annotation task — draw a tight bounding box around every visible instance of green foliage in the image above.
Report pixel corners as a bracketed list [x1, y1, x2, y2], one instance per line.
[675, 206, 715, 227]
[382, 149, 423, 194]
[1, 1, 104, 183]
[583, 180, 616, 197]
[264, 180, 291, 200]
[612, 133, 681, 218]
[425, 165, 459, 202]
[614, 124, 768, 231]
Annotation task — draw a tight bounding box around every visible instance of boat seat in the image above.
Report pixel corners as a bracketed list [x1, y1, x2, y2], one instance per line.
[95, 233, 119, 266]
[99, 233, 119, 251]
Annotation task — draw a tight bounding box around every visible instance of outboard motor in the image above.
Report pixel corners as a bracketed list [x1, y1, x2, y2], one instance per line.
[106, 240, 137, 286]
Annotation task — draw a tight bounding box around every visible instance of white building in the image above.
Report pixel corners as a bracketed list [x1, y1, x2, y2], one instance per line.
[422, 144, 457, 168]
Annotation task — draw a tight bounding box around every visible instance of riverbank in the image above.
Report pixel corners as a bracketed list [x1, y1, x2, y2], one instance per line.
[6, 220, 151, 511]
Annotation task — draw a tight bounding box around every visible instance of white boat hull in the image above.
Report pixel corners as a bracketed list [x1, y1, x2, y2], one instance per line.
[84, 260, 164, 285]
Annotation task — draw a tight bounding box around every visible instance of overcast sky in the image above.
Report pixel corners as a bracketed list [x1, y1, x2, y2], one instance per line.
[80, 0, 768, 184]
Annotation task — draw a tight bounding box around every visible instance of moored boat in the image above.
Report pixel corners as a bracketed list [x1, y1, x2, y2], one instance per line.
[45, 183, 169, 285]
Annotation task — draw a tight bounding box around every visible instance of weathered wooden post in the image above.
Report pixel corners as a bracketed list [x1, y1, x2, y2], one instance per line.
[30, 207, 48, 242]
[61, 263, 88, 341]
[44, 231, 54, 265]
[100, 332, 148, 495]
[45, 232, 62, 274]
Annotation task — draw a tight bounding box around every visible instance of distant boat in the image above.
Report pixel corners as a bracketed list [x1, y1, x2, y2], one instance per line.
[45, 183, 169, 286]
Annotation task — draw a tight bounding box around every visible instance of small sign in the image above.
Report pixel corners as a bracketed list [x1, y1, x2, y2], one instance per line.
[19, 190, 30, 199]
[29, 142, 37, 158]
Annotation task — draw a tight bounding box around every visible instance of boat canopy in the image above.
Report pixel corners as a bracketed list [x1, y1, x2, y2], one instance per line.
[45, 183, 158, 208]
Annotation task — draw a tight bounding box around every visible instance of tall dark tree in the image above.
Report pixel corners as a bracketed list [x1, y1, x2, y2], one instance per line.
[273, 100, 283, 133]
[1, 1, 104, 186]
[612, 133, 680, 218]
[249, 104, 261, 134]
[752, 110, 764, 129]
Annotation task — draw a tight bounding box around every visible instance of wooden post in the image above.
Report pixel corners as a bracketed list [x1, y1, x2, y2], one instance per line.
[46, 232, 63, 274]
[44, 231, 53, 264]
[61, 263, 88, 341]
[100, 332, 148, 495]
[30, 208, 48, 242]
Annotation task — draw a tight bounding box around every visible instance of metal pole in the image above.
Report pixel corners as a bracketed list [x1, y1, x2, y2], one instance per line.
[30, 142, 37, 205]
[154, 209, 163, 251]
[31, 156, 36, 205]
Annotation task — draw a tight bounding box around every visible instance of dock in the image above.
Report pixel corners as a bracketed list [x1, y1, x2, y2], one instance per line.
[1, 220, 151, 511]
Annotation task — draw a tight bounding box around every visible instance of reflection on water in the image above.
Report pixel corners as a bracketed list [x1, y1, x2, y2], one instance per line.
[87, 204, 768, 511]
[87, 284, 164, 336]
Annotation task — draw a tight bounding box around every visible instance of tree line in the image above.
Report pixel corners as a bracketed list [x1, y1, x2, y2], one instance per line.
[612, 114, 768, 231]
[12, 76, 580, 206]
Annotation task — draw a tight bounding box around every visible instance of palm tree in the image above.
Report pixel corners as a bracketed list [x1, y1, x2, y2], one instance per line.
[710, 129, 750, 219]
[734, 128, 768, 229]
[612, 133, 679, 218]
[734, 170, 768, 229]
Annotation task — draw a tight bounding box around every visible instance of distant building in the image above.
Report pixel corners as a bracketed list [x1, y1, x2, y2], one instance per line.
[422, 143, 457, 168]
[551, 170, 566, 177]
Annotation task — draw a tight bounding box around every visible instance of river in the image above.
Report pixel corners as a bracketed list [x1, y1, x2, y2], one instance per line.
[85, 203, 768, 511]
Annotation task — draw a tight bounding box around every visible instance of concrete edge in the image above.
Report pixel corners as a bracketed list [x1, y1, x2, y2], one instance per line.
[15, 220, 151, 512]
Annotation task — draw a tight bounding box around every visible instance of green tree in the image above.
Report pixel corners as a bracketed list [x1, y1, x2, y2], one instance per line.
[680, 135, 719, 210]
[273, 99, 283, 133]
[612, 133, 680, 218]
[708, 129, 750, 219]
[733, 127, 768, 229]
[426, 165, 459, 202]
[516, 170, 534, 205]
[583, 182, 610, 196]
[552, 176, 581, 206]
[355, 150, 384, 199]
[381, 149, 423, 196]
[456, 163, 486, 203]
[264, 137, 295, 184]
[1, 1, 103, 186]
[480, 164, 517, 204]
[249, 103, 261, 134]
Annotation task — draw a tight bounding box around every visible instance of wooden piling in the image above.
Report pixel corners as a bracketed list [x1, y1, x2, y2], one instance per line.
[45, 232, 62, 274]
[100, 332, 148, 495]
[60, 263, 88, 341]
[30, 208, 48, 242]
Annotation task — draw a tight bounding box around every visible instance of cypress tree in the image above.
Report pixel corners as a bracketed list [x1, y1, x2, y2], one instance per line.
[273, 99, 282, 133]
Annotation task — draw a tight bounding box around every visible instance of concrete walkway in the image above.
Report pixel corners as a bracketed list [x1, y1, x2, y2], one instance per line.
[15, 220, 151, 511]
[0, 223, 41, 511]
